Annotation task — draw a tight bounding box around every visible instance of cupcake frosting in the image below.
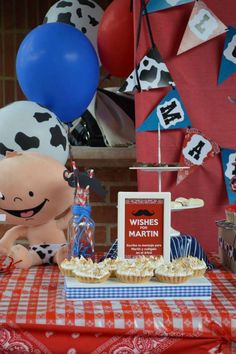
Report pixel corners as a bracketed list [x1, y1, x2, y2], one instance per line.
[173, 256, 206, 270]
[155, 263, 193, 277]
[60, 257, 80, 270]
[101, 257, 122, 272]
[73, 263, 110, 279]
[116, 260, 153, 277]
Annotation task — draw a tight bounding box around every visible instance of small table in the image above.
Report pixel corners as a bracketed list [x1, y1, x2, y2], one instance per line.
[0, 255, 235, 353]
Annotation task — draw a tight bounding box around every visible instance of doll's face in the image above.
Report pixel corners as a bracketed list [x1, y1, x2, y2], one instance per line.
[0, 152, 73, 226]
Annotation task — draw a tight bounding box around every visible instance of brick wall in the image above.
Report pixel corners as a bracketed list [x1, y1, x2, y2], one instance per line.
[90, 166, 137, 252]
[0, 0, 137, 253]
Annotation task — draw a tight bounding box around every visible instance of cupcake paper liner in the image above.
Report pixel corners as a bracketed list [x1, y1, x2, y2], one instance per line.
[116, 274, 152, 283]
[75, 273, 111, 283]
[192, 268, 207, 277]
[59, 266, 74, 277]
[155, 274, 192, 284]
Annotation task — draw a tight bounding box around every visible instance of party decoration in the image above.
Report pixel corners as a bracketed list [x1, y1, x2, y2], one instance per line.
[69, 111, 106, 147]
[94, 90, 135, 147]
[0, 256, 22, 274]
[146, 0, 194, 13]
[69, 88, 135, 147]
[44, 0, 103, 62]
[218, 26, 236, 85]
[68, 93, 106, 147]
[65, 161, 107, 261]
[97, 0, 134, 77]
[63, 166, 106, 198]
[137, 87, 192, 132]
[98, 88, 135, 123]
[16, 22, 99, 123]
[221, 148, 236, 205]
[177, 0, 227, 55]
[119, 47, 173, 93]
[219, 235, 236, 261]
[176, 128, 220, 184]
[0, 101, 69, 165]
[0, 151, 74, 269]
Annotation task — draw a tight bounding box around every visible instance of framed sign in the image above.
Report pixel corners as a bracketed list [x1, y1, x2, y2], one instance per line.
[118, 192, 171, 262]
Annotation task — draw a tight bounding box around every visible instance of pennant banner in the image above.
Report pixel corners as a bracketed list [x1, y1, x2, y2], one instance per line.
[218, 26, 236, 85]
[136, 87, 192, 132]
[119, 47, 173, 93]
[146, 0, 194, 13]
[221, 148, 236, 205]
[177, 128, 220, 184]
[177, 0, 227, 55]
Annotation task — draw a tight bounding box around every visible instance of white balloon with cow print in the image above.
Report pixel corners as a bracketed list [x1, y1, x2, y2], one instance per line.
[44, 0, 104, 63]
[0, 101, 69, 165]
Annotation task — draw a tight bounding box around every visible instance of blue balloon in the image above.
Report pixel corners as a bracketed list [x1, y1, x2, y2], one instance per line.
[16, 22, 99, 123]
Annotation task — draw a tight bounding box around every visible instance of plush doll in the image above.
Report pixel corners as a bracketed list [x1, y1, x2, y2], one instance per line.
[0, 151, 74, 269]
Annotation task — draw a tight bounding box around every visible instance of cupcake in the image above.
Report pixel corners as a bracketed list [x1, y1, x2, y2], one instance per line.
[173, 256, 207, 277]
[59, 257, 80, 276]
[101, 257, 122, 277]
[155, 262, 193, 283]
[73, 262, 110, 283]
[116, 259, 153, 283]
[146, 255, 165, 271]
[132, 255, 164, 275]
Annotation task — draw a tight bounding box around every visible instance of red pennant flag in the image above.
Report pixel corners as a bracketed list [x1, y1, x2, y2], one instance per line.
[177, 0, 227, 55]
[177, 128, 220, 184]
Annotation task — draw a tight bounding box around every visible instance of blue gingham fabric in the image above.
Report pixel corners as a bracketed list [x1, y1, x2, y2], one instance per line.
[101, 234, 214, 270]
[65, 283, 212, 299]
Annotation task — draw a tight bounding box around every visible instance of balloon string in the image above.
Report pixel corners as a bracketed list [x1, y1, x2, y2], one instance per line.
[136, 0, 156, 50]
[134, 2, 144, 92]
[136, 1, 144, 50]
[135, 0, 156, 92]
[141, 0, 156, 49]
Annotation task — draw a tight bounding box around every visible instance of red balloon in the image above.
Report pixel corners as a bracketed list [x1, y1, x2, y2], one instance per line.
[98, 0, 134, 78]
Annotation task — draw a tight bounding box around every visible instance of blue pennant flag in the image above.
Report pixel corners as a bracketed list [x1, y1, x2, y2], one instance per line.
[146, 0, 194, 13]
[137, 88, 192, 132]
[221, 148, 236, 205]
[218, 26, 236, 85]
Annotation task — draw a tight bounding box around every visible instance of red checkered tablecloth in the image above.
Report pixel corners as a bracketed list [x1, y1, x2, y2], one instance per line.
[0, 257, 236, 353]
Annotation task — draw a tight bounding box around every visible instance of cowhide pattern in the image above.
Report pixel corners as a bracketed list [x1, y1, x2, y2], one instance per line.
[119, 47, 173, 93]
[44, 0, 103, 38]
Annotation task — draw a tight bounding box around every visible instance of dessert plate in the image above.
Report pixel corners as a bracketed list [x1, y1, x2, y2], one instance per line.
[171, 204, 203, 212]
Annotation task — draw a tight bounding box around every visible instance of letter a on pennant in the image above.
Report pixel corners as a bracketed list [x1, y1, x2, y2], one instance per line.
[176, 128, 220, 184]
